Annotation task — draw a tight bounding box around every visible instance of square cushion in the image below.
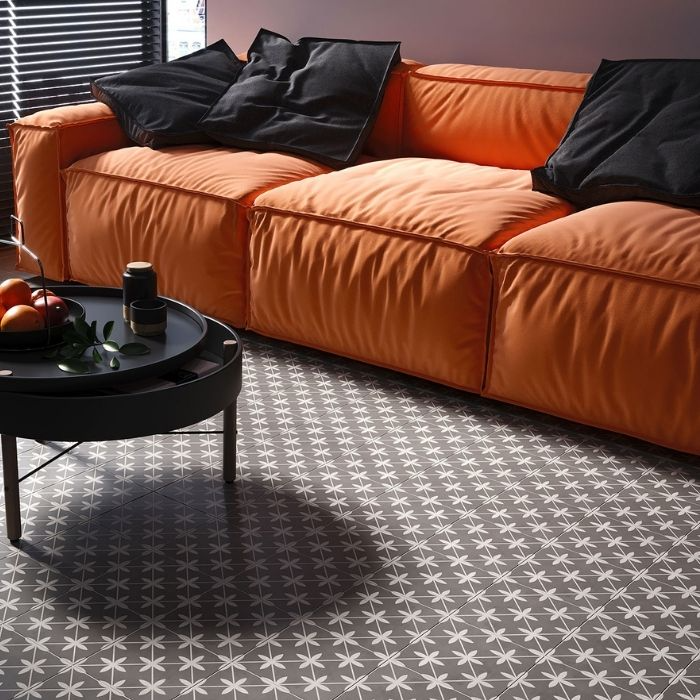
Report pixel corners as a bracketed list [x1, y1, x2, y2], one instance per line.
[199, 29, 401, 167]
[247, 158, 573, 391]
[532, 59, 700, 208]
[91, 40, 243, 148]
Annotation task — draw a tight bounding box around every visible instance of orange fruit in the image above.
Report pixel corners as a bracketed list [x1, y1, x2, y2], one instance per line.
[0, 304, 44, 332]
[0, 278, 32, 309]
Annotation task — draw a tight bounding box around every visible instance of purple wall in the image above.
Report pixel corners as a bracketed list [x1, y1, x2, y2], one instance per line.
[208, 0, 699, 72]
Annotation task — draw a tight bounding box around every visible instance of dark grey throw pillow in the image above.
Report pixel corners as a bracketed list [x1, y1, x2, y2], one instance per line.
[532, 59, 700, 209]
[91, 40, 244, 148]
[198, 29, 401, 167]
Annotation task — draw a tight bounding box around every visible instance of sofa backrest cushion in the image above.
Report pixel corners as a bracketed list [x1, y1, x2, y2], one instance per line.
[363, 60, 422, 159]
[401, 64, 590, 169]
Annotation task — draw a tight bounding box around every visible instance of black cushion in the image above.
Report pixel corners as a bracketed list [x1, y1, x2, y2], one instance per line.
[91, 40, 244, 148]
[198, 29, 401, 167]
[532, 59, 700, 209]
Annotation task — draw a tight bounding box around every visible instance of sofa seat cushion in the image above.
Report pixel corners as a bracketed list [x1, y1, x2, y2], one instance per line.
[248, 158, 573, 391]
[252, 158, 574, 251]
[485, 201, 700, 454]
[63, 145, 328, 326]
[500, 200, 700, 286]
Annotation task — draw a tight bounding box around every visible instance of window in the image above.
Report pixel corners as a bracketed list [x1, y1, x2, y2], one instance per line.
[167, 0, 205, 60]
[1, 1, 163, 233]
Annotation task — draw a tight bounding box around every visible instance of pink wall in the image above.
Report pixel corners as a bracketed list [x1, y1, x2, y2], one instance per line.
[207, 0, 699, 72]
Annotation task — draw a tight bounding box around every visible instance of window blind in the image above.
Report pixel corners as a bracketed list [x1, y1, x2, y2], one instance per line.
[0, 1, 163, 233]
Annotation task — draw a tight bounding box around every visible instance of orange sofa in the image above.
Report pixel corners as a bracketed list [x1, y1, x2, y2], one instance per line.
[10, 61, 700, 455]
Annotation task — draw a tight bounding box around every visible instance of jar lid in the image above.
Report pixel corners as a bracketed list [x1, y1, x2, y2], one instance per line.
[126, 261, 153, 274]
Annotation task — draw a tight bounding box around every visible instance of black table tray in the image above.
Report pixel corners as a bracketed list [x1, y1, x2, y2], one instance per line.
[0, 286, 207, 393]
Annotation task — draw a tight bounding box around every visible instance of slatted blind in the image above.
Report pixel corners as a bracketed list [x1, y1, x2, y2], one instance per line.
[0, 1, 163, 234]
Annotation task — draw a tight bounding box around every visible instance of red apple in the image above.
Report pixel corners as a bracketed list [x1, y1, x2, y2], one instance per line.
[30, 288, 56, 303]
[33, 295, 69, 326]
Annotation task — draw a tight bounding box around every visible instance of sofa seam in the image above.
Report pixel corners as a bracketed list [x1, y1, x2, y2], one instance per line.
[480, 253, 498, 394]
[397, 68, 408, 155]
[65, 166, 259, 205]
[496, 251, 700, 293]
[11, 115, 119, 131]
[64, 165, 325, 208]
[411, 71, 587, 93]
[249, 204, 490, 255]
[7, 126, 22, 273]
[55, 130, 71, 279]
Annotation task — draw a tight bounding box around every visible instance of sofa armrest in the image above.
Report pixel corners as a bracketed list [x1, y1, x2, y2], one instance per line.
[9, 102, 132, 280]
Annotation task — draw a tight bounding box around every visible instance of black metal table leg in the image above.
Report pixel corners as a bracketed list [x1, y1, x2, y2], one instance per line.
[1, 435, 21, 542]
[222, 339, 238, 483]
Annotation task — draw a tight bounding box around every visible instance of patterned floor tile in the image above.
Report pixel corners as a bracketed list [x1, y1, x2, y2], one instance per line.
[0, 488, 89, 544]
[237, 433, 341, 487]
[15, 664, 131, 699]
[315, 587, 444, 658]
[347, 653, 506, 700]
[658, 657, 700, 700]
[282, 466, 389, 514]
[451, 581, 594, 651]
[79, 622, 226, 700]
[498, 664, 649, 700]
[90, 493, 217, 536]
[232, 617, 389, 700]
[530, 617, 698, 698]
[0, 552, 78, 624]
[6, 587, 147, 665]
[0, 333, 698, 700]
[186, 661, 303, 699]
[0, 620, 65, 696]
[106, 445, 211, 489]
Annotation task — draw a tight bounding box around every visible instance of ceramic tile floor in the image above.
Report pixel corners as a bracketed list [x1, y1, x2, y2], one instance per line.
[0, 332, 699, 699]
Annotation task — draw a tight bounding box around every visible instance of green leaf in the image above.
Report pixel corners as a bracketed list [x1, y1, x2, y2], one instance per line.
[92, 347, 102, 364]
[119, 342, 150, 356]
[59, 343, 83, 359]
[43, 348, 59, 359]
[74, 317, 91, 341]
[102, 340, 120, 353]
[103, 320, 114, 341]
[58, 359, 90, 374]
[109, 356, 120, 370]
[89, 320, 98, 343]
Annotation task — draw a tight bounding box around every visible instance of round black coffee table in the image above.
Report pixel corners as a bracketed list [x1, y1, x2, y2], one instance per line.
[0, 286, 243, 542]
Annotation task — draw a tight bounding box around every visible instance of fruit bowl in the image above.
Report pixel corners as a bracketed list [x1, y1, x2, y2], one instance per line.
[0, 297, 85, 351]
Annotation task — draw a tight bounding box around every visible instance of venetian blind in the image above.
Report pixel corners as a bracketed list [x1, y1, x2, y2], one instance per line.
[0, 1, 163, 232]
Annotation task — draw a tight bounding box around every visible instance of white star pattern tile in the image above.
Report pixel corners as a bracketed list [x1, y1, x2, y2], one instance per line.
[0, 332, 698, 698]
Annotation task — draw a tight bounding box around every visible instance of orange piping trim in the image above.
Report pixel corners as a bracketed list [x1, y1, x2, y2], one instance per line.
[65, 166, 326, 207]
[496, 251, 700, 293]
[250, 204, 490, 255]
[11, 115, 119, 131]
[411, 72, 587, 93]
